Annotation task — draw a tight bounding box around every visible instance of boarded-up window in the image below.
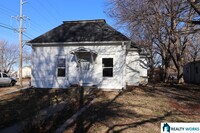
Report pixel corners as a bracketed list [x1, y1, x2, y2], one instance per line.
[57, 58, 66, 77]
[102, 58, 113, 77]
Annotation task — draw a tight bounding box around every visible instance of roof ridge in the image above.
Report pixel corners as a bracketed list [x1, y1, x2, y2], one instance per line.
[63, 19, 106, 24]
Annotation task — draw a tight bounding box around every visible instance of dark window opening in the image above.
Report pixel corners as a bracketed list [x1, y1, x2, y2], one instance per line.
[3, 74, 8, 78]
[103, 68, 113, 77]
[102, 58, 113, 77]
[57, 68, 66, 77]
[57, 58, 66, 77]
[103, 58, 113, 67]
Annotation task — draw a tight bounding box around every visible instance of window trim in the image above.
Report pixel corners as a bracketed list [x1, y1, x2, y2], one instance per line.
[102, 58, 114, 78]
[57, 57, 66, 78]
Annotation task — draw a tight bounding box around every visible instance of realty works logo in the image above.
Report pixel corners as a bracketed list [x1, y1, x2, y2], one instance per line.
[161, 122, 200, 133]
[162, 123, 170, 133]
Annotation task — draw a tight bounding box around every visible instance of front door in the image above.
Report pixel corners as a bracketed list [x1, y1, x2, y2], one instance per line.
[77, 52, 93, 86]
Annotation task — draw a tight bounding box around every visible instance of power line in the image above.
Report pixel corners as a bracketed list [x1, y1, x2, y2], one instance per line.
[27, 2, 56, 27]
[0, 7, 14, 16]
[23, 32, 33, 39]
[0, 23, 18, 32]
[0, 23, 32, 39]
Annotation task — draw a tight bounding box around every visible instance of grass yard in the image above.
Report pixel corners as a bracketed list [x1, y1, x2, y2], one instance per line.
[0, 84, 199, 133]
[0, 87, 81, 130]
[64, 84, 200, 133]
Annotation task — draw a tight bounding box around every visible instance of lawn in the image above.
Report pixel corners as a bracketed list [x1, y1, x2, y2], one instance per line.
[64, 84, 200, 133]
[0, 84, 199, 133]
[0, 87, 82, 131]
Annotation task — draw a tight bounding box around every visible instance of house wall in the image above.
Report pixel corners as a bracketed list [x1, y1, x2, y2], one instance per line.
[126, 50, 140, 86]
[32, 43, 133, 89]
[183, 61, 200, 84]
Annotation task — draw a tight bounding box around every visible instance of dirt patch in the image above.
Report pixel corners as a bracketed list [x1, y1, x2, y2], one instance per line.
[1, 84, 199, 133]
[0, 88, 80, 130]
[64, 85, 200, 133]
[0, 86, 22, 93]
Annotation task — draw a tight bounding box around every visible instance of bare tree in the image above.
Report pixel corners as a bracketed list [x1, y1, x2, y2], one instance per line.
[23, 46, 32, 66]
[0, 40, 19, 73]
[106, 0, 199, 83]
[188, 0, 200, 15]
[106, 0, 173, 82]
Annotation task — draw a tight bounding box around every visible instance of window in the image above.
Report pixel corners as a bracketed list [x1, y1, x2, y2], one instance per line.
[3, 74, 8, 78]
[102, 58, 113, 77]
[57, 58, 66, 77]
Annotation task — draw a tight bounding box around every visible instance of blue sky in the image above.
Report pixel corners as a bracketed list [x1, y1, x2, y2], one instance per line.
[0, 0, 115, 44]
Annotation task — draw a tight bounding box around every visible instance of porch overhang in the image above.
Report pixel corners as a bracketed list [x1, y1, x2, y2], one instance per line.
[70, 47, 97, 55]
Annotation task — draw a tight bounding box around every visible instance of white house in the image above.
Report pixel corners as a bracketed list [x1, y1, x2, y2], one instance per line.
[183, 61, 200, 84]
[28, 19, 148, 90]
[17, 66, 31, 78]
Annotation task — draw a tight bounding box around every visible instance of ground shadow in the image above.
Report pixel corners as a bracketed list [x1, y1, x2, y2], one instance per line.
[67, 84, 200, 133]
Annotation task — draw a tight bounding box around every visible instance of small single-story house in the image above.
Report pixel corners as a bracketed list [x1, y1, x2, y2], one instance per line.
[28, 19, 148, 90]
[183, 60, 200, 84]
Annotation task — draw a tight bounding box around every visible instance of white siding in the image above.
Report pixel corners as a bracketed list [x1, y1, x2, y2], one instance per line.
[32, 44, 127, 89]
[126, 50, 140, 85]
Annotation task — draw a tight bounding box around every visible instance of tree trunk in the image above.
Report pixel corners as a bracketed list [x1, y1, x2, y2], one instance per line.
[177, 69, 184, 83]
[165, 67, 170, 83]
[177, 59, 184, 84]
[149, 67, 155, 82]
[162, 63, 170, 82]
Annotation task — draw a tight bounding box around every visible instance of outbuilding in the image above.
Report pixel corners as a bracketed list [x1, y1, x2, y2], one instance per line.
[183, 60, 200, 84]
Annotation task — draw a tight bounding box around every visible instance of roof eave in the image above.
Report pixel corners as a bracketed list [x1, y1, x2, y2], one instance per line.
[28, 41, 131, 46]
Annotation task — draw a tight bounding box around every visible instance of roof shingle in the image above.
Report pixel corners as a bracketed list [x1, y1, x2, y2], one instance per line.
[29, 19, 130, 43]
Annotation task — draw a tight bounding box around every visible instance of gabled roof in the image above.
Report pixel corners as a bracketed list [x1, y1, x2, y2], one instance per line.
[29, 19, 130, 44]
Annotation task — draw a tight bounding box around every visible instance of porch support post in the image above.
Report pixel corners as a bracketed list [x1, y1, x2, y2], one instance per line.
[90, 52, 94, 65]
[74, 53, 82, 86]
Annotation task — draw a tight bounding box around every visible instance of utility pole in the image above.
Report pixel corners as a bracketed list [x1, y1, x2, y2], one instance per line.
[19, 0, 24, 86]
[1, 47, 3, 72]
[19, 0, 23, 86]
[12, 0, 28, 86]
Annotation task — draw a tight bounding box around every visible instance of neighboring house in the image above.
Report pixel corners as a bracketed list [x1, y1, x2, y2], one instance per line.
[17, 66, 31, 78]
[183, 60, 200, 84]
[28, 19, 148, 89]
